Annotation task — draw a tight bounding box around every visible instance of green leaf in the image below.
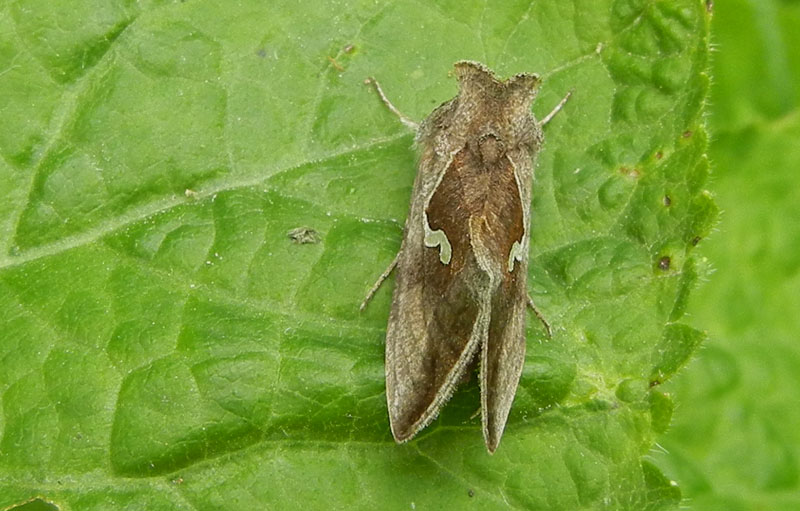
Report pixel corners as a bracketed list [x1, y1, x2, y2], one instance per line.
[657, 117, 800, 511]
[0, 1, 712, 509]
[652, 0, 800, 509]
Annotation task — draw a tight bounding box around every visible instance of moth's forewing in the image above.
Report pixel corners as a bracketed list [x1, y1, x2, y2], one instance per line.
[477, 152, 535, 453]
[385, 134, 485, 442]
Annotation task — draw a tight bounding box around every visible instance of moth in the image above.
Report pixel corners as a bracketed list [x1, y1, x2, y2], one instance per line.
[361, 61, 569, 453]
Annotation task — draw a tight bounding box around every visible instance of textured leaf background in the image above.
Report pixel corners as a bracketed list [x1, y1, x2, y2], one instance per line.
[654, 0, 800, 510]
[0, 1, 717, 510]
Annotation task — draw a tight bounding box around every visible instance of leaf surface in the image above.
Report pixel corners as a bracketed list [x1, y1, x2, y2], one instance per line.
[0, 1, 713, 509]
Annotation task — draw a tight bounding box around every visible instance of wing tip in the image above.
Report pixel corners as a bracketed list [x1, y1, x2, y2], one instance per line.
[389, 417, 413, 443]
[482, 423, 502, 454]
[388, 408, 437, 445]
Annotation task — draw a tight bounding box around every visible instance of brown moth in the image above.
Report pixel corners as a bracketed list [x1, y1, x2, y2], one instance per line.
[362, 61, 569, 453]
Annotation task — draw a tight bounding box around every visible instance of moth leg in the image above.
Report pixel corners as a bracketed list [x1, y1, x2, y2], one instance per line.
[359, 253, 400, 311]
[526, 294, 553, 338]
[538, 91, 572, 127]
[365, 77, 420, 131]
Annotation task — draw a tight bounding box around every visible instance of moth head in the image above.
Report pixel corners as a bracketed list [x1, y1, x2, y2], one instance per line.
[456, 60, 538, 109]
[454, 61, 539, 97]
[453, 61, 541, 147]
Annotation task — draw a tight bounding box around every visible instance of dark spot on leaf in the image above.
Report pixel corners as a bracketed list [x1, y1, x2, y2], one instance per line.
[658, 256, 671, 270]
[468, 489, 475, 497]
[706, 0, 713, 13]
[682, 130, 693, 138]
[343, 43, 355, 54]
[663, 195, 671, 207]
[655, 151, 663, 160]
[256, 48, 267, 58]
[288, 227, 322, 244]
[692, 236, 702, 246]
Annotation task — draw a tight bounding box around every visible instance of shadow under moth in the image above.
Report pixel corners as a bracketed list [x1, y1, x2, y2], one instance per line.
[362, 61, 569, 453]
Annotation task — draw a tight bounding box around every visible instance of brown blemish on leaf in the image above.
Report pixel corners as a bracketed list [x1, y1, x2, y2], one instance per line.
[620, 166, 641, 179]
[287, 227, 322, 244]
[327, 55, 344, 71]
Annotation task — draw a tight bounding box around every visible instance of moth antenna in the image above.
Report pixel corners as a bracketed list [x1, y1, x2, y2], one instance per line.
[538, 90, 572, 127]
[360, 254, 399, 311]
[365, 77, 419, 131]
[526, 294, 553, 338]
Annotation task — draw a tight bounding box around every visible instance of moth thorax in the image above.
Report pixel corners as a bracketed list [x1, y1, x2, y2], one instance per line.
[477, 134, 505, 165]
